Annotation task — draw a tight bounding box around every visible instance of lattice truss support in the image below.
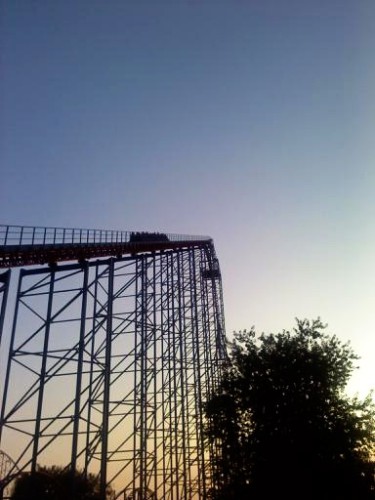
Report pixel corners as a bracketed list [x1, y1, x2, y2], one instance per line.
[0, 246, 226, 499]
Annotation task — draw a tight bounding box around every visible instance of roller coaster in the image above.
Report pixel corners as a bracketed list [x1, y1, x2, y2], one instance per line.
[0, 225, 227, 499]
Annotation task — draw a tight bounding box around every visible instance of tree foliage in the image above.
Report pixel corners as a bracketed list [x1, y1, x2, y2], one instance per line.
[11, 465, 114, 500]
[206, 319, 375, 499]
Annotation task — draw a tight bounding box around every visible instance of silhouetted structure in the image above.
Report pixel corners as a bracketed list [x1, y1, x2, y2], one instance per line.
[0, 225, 227, 500]
[0, 451, 17, 499]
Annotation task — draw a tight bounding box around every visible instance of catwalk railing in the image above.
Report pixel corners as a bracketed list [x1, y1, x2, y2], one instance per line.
[0, 225, 211, 247]
[0, 225, 213, 268]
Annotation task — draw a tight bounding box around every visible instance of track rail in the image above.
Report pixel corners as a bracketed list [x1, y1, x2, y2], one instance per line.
[0, 225, 212, 268]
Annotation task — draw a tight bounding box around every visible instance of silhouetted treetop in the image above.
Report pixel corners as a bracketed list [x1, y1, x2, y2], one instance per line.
[11, 465, 114, 500]
[206, 319, 375, 500]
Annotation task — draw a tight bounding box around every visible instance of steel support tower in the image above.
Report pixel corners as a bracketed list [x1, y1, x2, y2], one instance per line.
[0, 225, 227, 499]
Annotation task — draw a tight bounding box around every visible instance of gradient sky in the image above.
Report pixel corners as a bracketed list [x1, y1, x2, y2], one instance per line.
[1, 0, 374, 397]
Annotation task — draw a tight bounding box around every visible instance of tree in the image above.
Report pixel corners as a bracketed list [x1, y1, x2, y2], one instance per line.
[206, 319, 375, 499]
[11, 465, 115, 500]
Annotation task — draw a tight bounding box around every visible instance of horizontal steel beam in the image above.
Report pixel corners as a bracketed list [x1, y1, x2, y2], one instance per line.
[0, 239, 212, 268]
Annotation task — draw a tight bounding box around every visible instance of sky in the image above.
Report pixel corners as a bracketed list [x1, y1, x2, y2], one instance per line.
[1, 0, 375, 397]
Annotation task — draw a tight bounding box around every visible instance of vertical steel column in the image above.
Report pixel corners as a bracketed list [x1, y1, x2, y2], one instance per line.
[159, 251, 167, 500]
[85, 263, 100, 475]
[71, 262, 89, 471]
[132, 256, 140, 496]
[166, 251, 175, 498]
[0, 271, 23, 446]
[100, 259, 114, 498]
[190, 249, 206, 498]
[171, 251, 179, 497]
[140, 255, 146, 497]
[152, 254, 158, 498]
[0, 270, 10, 349]
[31, 269, 55, 472]
[176, 251, 188, 499]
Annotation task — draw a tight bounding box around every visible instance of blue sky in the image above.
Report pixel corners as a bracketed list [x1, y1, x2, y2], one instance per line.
[1, 0, 375, 396]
